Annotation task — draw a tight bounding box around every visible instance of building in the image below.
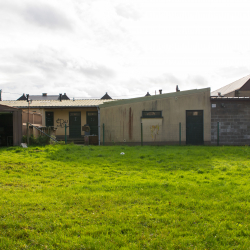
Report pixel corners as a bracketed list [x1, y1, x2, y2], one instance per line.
[17, 93, 70, 101]
[0, 98, 115, 145]
[210, 74, 250, 145]
[99, 88, 211, 145]
[211, 96, 250, 145]
[211, 74, 250, 97]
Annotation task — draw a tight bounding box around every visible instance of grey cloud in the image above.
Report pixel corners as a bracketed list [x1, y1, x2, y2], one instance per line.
[15, 47, 115, 81]
[0, 0, 26, 12]
[218, 66, 250, 78]
[115, 4, 140, 20]
[79, 65, 115, 79]
[186, 75, 208, 87]
[148, 74, 181, 85]
[24, 3, 72, 30]
[0, 63, 29, 75]
[14, 48, 69, 81]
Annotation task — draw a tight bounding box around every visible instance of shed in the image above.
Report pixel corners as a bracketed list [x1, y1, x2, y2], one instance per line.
[0, 99, 116, 144]
[99, 88, 211, 145]
[0, 104, 22, 146]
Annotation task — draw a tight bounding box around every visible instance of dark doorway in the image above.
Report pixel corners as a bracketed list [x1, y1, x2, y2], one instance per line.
[46, 112, 54, 127]
[69, 112, 81, 138]
[87, 112, 98, 135]
[0, 113, 13, 146]
[186, 110, 203, 145]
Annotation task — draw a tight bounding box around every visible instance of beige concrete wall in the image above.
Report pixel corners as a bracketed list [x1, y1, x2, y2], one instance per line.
[100, 89, 211, 144]
[141, 118, 163, 142]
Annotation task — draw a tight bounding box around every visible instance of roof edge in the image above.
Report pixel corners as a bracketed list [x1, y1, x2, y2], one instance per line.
[99, 88, 210, 108]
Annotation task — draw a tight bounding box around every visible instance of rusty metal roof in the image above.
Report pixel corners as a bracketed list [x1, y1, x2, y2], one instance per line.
[211, 74, 250, 96]
[0, 99, 116, 109]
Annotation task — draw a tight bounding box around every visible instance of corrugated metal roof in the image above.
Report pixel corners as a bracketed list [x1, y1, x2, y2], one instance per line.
[211, 74, 250, 96]
[0, 99, 116, 108]
[100, 88, 210, 108]
[0, 103, 20, 111]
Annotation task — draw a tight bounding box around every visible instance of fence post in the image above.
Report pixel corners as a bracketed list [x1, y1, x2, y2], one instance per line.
[27, 122, 29, 146]
[141, 122, 143, 146]
[217, 122, 219, 146]
[103, 123, 105, 146]
[65, 123, 67, 144]
[179, 122, 181, 145]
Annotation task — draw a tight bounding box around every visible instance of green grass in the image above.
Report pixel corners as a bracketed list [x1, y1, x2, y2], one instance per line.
[1, 144, 250, 249]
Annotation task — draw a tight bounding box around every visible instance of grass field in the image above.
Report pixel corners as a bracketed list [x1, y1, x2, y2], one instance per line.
[1, 144, 250, 249]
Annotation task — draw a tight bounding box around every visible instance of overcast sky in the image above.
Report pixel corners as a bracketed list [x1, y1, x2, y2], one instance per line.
[0, 0, 250, 100]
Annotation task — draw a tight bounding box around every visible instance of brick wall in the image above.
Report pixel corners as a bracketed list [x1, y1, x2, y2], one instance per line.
[211, 99, 250, 145]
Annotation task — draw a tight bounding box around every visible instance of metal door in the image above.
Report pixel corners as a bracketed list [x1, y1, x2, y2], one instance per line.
[87, 112, 98, 135]
[45, 112, 54, 127]
[186, 110, 203, 145]
[69, 112, 81, 138]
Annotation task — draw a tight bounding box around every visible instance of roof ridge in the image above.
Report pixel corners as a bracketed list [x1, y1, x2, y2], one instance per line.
[211, 74, 250, 95]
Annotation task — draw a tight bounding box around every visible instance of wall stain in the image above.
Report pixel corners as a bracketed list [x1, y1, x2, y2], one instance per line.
[129, 107, 133, 139]
[123, 108, 125, 139]
[152, 100, 158, 110]
[123, 121, 124, 139]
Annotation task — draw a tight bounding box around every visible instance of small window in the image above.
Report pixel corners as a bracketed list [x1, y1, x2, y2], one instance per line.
[142, 111, 162, 118]
[70, 112, 81, 116]
[186, 111, 203, 117]
[87, 112, 98, 116]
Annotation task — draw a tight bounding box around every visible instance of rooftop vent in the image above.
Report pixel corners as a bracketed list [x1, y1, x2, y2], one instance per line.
[159, 89, 162, 94]
[101, 92, 112, 99]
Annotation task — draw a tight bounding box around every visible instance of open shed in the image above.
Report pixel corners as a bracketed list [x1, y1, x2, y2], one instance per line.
[0, 104, 22, 146]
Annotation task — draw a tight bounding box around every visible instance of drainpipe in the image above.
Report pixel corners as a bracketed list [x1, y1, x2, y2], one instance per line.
[98, 107, 100, 145]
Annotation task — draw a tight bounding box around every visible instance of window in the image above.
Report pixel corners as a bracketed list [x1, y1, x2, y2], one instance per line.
[186, 111, 203, 117]
[142, 111, 162, 118]
[87, 112, 98, 116]
[70, 112, 81, 116]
